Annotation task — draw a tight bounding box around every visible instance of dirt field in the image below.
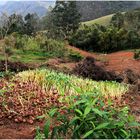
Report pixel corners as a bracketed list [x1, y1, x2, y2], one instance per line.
[68, 45, 140, 74]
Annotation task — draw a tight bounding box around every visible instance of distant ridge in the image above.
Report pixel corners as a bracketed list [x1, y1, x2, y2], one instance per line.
[76, 1, 140, 21]
[0, 1, 55, 17]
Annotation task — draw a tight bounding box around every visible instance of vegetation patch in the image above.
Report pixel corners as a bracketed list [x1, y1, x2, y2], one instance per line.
[0, 69, 129, 124]
[36, 93, 140, 139]
[134, 50, 140, 60]
[73, 56, 120, 82]
[16, 69, 128, 98]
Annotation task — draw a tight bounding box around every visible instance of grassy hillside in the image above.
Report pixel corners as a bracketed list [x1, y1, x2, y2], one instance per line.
[81, 14, 113, 26]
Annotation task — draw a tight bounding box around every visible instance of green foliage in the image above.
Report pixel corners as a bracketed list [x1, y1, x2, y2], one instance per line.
[0, 71, 14, 78]
[7, 14, 25, 35]
[69, 51, 83, 62]
[50, 1, 80, 38]
[35, 127, 45, 139]
[134, 50, 140, 60]
[16, 69, 129, 98]
[9, 33, 68, 60]
[40, 1, 81, 40]
[15, 34, 28, 50]
[111, 12, 124, 28]
[69, 24, 140, 53]
[124, 9, 140, 31]
[40, 93, 140, 139]
[39, 38, 66, 58]
[24, 13, 40, 35]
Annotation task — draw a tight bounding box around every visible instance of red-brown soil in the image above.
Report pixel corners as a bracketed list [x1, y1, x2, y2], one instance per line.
[0, 45, 140, 139]
[68, 45, 140, 74]
[106, 51, 140, 74]
[0, 119, 45, 139]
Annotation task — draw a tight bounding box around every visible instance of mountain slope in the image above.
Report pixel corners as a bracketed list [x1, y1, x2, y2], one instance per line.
[77, 1, 140, 21]
[0, 1, 55, 17]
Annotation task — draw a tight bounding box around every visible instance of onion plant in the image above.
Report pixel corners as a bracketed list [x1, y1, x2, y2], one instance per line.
[15, 69, 129, 98]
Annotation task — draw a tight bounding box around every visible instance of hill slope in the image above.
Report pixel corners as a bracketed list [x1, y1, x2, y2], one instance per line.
[77, 1, 140, 21]
[82, 14, 113, 26]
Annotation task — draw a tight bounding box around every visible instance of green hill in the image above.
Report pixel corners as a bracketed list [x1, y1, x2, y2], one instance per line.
[81, 14, 113, 26]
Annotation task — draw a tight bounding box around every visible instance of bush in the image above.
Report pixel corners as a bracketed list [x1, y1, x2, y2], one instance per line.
[73, 56, 120, 81]
[134, 50, 140, 60]
[14, 34, 68, 58]
[69, 51, 83, 62]
[40, 39, 67, 58]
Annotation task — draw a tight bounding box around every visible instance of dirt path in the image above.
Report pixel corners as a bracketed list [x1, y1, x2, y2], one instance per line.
[68, 45, 140, 73]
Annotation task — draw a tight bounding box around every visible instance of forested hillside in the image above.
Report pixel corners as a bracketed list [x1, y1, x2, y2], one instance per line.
[77, 1, 140, 21]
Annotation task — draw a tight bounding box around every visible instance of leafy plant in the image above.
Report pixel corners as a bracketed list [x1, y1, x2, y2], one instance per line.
[43, 93, 140, 139]
[134, 50, 140, 60]
[69, 51, 83, 62]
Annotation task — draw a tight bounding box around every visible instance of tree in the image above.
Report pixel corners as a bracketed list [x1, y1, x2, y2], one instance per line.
[41, 7, 61, 39]
[111, 12, 124, 29]
[126, 30, 140, 49]
[52, 1, 81, 38]
[0, 13, 18, 39]
[7, 14, 25, 35]
[0, 13, 17, 72]
[24, 13, 40, 35]
[125, 10, 140, 34]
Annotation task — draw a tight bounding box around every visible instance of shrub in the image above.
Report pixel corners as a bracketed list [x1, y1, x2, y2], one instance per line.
[14, 34, 68, 58]
[40, 38, 67, 58]
[134, 50, 140, 60]
[73, 56, 120, 81]
[69, 51, 83, 62]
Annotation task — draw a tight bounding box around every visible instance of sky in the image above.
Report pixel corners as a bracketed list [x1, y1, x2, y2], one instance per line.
[0, 0, 55, 4]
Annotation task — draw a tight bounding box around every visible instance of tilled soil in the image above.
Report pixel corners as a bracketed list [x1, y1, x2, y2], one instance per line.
[0, 46, 140, 139]
[0, 119, 45, 139]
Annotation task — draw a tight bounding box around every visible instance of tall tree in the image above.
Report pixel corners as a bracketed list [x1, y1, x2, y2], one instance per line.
[52, 1, 81, 38]
[0, 13, 17, 72]
[7, 14, 25, 34]
[111, 12, 124, 29]
[24, 13, 40, 35]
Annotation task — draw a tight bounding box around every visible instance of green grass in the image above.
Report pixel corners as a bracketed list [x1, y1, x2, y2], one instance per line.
[81, 14, 114, 26]
[0, 49, 54, 64]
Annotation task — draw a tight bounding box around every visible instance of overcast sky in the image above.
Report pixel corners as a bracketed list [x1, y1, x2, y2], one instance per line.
[0, 0, 55, 4]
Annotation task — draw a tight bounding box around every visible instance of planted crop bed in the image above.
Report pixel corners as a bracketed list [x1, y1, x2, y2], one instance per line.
[0, 69, 128, 123]
[0, 69, 139, 139]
